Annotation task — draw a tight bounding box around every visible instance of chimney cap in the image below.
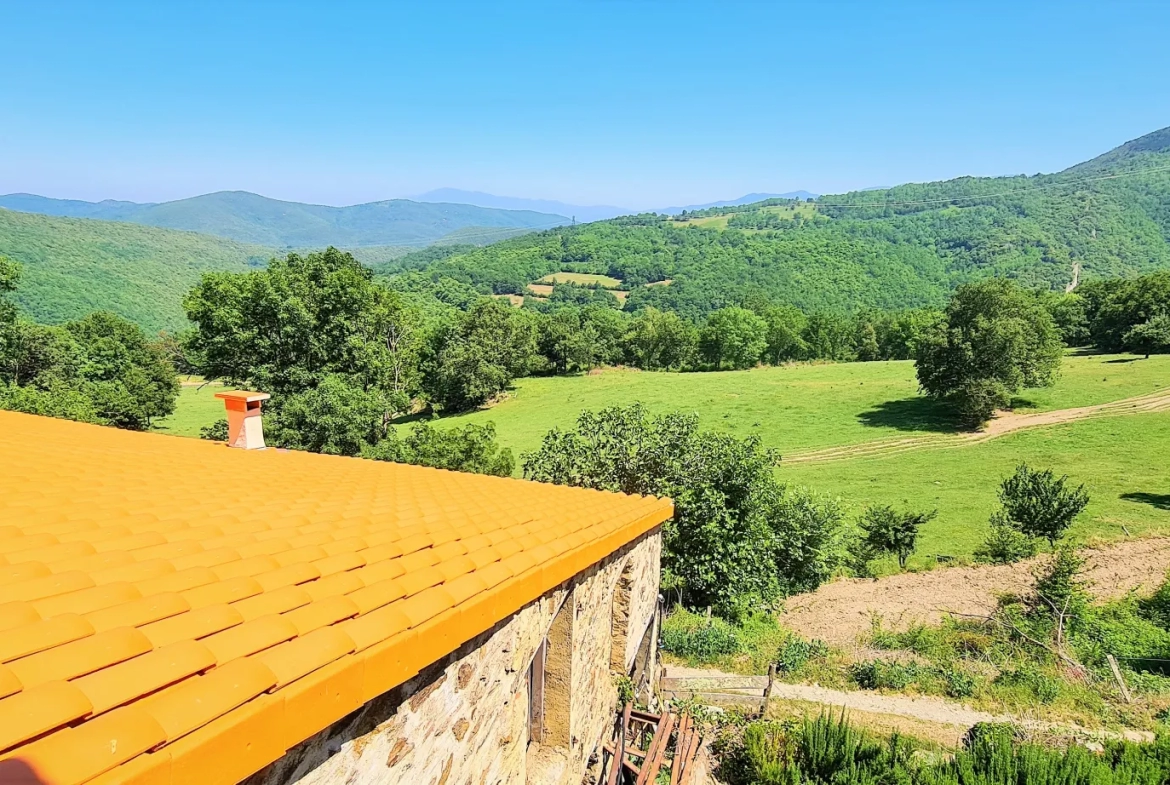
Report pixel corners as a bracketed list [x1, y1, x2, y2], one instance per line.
[214, 390, 271, 403]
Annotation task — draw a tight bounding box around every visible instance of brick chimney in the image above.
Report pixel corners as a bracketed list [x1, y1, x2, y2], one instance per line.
[214, 390, 271, 450]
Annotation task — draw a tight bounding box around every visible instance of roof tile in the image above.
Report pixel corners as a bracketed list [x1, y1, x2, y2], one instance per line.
[0, 613, 95, 664]
[0, 680, 93, 752]
[7, 627, 153, 689]
[72, 640, 215, 714]
[0, 410, 673, 785]
[0, 705, 166, 785]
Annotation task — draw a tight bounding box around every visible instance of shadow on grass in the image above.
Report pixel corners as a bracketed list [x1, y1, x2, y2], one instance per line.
[1120, 492, 1170, 510]
[857, 396, 965, 434]
[1105, 357, 1141, 364]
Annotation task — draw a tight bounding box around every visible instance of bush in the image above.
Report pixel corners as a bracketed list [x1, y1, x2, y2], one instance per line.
[994, 666, 1061, 703]
[775, 637, 830, 675]
[975, 511, 1039, 564]
[849, 659, 920, 691]
[1140, 571, 1170, 631]
[199, 418, 228, 441]
[717, 713, 1170, 785]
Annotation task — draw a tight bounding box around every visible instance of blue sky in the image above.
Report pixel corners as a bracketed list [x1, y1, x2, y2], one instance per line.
[2, 1, 1168, 208]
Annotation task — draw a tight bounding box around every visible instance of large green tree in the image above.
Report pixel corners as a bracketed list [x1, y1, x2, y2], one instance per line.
[421, 298, 538, 412]
[184, 247, 420, 433]
[698, 307, 767, 370]
[522, 403, 842, 615]
[915, 280, 1063, 426]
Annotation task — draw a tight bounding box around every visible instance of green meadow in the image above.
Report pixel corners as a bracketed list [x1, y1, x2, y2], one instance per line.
[160, 353, 1170, 557]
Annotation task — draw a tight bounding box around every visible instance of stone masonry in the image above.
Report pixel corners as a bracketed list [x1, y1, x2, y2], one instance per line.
[245, 528, 662, 785]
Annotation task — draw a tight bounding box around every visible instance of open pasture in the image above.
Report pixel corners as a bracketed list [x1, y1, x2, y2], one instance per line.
[536, 272, 623, 288]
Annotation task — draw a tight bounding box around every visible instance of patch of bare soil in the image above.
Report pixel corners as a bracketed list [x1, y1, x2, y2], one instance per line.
[780, 538, 1170, 647]
[785, 388, 1170, 464]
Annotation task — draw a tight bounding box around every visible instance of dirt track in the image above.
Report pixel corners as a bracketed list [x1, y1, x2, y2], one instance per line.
[780, 538, 1170, 647]
[784, 387, 1170, 464]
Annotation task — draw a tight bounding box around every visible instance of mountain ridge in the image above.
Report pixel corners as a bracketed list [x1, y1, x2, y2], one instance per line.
[0, 190, 569, 248]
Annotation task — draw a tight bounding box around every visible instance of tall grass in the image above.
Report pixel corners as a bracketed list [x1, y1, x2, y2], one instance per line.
[719, 713, 1170, 784]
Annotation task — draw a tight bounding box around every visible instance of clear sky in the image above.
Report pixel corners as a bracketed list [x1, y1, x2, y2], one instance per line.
[2, 1, 1168, 209]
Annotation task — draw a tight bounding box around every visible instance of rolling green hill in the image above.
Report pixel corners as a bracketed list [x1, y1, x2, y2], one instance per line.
[0, 209, 270, 333]
[396, 127, 1170, 317]
[0, 191, 569, 248]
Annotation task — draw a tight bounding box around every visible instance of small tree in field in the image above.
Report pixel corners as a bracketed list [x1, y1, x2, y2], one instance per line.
[1124, 314, 1170, 359]
[998, 463, 1090, 547]
[858, 505, 937, 570]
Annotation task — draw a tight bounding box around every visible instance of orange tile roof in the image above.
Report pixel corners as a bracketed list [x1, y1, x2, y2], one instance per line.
[0, 411, 672, 785]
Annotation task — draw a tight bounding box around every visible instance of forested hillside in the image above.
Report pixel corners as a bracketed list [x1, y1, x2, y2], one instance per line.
[0, 191, 569, 248]
[0, 209, 269, 332]
[391, 127, 1170, 317]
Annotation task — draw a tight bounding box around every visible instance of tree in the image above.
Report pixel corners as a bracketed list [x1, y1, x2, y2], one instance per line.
[267, 374, 388, 456]
[422, 298, 538, 411]
[802, 312, 855, 361]
[1, 310, 178, 430]
[760, 304, 807, 364]
[0, 256, 19, 327]
[623, 308, 697, 370]
[522, 403, 842, 615]
[185, 247, 419, 416]
[363, 421, 514, 477]
[65, 311, 180, 429]
[699, 307, 766, 370]
[537, 309, 598, 374]
[857, 505, 937, 570]
[1123, 313, 1170, 359]
[997, 463, 1090, 547]
[915, 280, 1063, 426]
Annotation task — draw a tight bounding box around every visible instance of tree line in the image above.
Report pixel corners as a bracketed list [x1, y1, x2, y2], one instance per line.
[0, 255, 179, 429]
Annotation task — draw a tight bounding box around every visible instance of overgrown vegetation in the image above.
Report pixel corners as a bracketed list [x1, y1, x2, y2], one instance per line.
[714, 712, 1170, 784]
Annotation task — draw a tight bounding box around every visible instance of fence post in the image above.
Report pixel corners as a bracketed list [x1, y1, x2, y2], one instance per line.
[1107, 655, 1133, 703]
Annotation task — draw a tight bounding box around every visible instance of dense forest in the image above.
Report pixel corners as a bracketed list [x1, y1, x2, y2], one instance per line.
[380, 126, 1170, 319]
[0, 209, 269, 332]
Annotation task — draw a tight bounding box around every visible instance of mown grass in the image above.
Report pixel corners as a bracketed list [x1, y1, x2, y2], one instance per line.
[152, 379, 223, 438]
[441, 353, 1170, 458]
[781, 411, 1170, 559]
[536, 272, 623, 288]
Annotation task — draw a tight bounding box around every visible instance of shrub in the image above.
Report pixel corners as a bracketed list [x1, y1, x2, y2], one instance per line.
[858, 505, 937, 571]
[775, 637, 830, 675]
[199, 418, 228, 441]
[975, 511, 1039, 564]
[998, 463, 1090, 547]
[849, 659, 919, 691]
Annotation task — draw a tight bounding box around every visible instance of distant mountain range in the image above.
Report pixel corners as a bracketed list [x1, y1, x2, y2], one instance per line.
[0, 191, 570, 248]
[411, 188, 820, 221]
[411, 189, 628, 223]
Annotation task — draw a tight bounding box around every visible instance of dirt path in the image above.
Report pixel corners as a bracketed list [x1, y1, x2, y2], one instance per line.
[784, 387, 1170, 464]
[663, 665, 1152, 744]
[780, 538, 1170, 647]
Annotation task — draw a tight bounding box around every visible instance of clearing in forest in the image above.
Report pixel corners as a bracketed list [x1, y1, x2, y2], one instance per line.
[536, 272, 623, 288]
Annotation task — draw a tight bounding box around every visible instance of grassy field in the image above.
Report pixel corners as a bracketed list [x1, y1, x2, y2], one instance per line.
[782, 412, 1170, 561]
[153, 378, 223, 438]
[668, 202, 818, 230]
[536, 272, 623, 288]
[159, 353, 1170, 555]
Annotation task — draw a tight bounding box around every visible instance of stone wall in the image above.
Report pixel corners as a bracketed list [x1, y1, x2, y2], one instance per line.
[246, 527, 661, 785]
